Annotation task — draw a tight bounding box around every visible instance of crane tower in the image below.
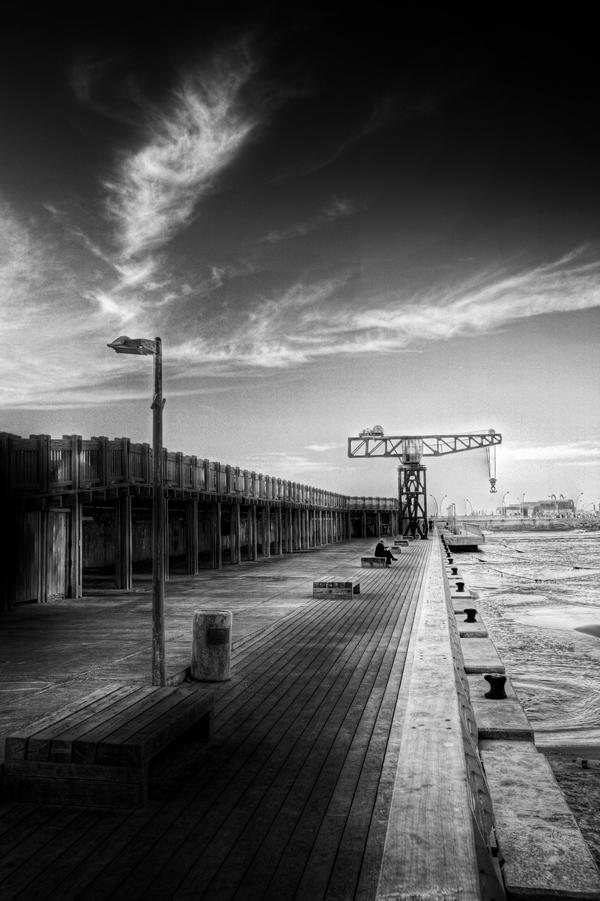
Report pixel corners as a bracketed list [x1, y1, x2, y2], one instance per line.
[348, 428, 502, 539]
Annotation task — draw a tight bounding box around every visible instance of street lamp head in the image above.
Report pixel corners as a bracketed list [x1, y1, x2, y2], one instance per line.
[108, 336, 157, 356]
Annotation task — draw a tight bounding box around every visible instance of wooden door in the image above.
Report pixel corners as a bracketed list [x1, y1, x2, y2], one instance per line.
[47, 509, 69, 600]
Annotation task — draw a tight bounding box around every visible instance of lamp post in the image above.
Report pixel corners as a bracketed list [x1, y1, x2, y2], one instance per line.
[107, 335, 166, 686]
[429, 494, 439, 517]
[501, 490, 509, 516]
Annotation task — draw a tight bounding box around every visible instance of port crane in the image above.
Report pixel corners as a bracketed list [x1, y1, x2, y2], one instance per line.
[348, 427, 502, 538]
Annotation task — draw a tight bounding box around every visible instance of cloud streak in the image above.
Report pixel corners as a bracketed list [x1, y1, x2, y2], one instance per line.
[163, 247, 600, 375]
[508, 441, 600, 462]
[104, 47, 258, 264]
[260, 197, 356, 243]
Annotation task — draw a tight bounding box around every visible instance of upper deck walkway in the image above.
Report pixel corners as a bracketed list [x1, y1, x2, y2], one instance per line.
[0, 538, 431, 900]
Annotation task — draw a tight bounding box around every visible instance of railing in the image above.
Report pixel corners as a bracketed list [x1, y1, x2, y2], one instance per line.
[1, 432, 398, 511]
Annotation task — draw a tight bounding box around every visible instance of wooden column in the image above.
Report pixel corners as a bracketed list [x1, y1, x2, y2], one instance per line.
[249, 505, 258, 560]
[211, 501, 222, 569]
[114, 494, 132, 590]
[164, 499, 170, 582]
[231, 502, 241, 564]
[186, 499, 199, 575]
[276, 506, 283, 555]
[263, 505, 271, 557]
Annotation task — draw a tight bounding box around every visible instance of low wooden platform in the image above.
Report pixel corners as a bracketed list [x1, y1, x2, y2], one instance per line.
[1, 685, 214, 808]
[361, 556, 387, 568]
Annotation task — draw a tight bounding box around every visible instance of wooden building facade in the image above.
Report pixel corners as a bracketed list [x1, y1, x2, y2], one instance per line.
[0, 433, 399, 610]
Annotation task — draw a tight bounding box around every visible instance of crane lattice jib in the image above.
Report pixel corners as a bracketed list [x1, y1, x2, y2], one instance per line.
[347, 432, 502, 458]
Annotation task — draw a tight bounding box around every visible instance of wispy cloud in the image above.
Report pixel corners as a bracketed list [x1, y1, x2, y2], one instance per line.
[508, 441, 600, 462]
[65, 41, 264, 326]
[306, 443, 344, 452]
[260, 197, 356, 243]
[247, 451, 337, 474]
[104, 46, 258, 264]
[161, 247, 600, 376]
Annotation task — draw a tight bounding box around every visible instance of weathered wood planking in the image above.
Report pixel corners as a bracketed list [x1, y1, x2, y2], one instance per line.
[0, 539, 442, 898]
[376, 542, 482, 901]
[92, 543, 431, 900]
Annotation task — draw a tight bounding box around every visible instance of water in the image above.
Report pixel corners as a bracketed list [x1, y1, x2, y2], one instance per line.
[457, 530, 600, 751]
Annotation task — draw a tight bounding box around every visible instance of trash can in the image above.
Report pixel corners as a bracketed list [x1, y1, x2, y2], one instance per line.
[190, 610, 232, 681]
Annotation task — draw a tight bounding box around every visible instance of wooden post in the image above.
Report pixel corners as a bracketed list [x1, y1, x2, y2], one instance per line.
[250, 505, 258, 560]
[115, 494, 132, 590]
[151, 338, 166, 686]
[263, 505, 271, 557]
[231, 502, 241, 564]
[211, 501, 222, 569]
[186, 499, 199, 575]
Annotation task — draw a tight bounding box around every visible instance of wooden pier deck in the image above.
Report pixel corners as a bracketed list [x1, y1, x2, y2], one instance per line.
[0, 538, 431, 900]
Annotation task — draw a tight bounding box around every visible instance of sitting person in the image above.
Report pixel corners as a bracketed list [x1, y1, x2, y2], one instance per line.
[374, 539, 397, 566]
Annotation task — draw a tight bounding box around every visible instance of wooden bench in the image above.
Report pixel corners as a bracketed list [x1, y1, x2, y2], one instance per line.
[313, 580, 360, 598]
[1, 683, 214, 808]
[361, 556, 387, 568]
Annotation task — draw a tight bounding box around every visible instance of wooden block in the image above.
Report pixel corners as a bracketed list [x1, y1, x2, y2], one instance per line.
[467, 674, 533, 741]
[4, 683, 126, 761]
[480, 740, 600, 899]
[361, 557, 386, 568]
[115, 690, 214, 768]
[312, 581, 360, 599]
[460, 637, 505, 674]
[71, 688, 171, 765]
[2, 760, 145, 808]
[46, 686, 146, 763]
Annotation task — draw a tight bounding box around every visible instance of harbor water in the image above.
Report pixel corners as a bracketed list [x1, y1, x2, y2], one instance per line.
[461, 529, 600, 748]
[458, 528, 600, 865]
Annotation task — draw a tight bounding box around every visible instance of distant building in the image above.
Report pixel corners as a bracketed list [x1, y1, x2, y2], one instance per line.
[498, 499, 576, 517]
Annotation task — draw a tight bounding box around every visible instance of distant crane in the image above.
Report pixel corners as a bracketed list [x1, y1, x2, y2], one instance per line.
[348, 428, 502, 538]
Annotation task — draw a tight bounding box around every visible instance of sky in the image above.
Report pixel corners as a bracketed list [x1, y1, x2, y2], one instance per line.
[1, 6, 599, 514]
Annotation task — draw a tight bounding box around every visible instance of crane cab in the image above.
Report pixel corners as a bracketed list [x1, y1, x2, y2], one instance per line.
[399, 439, 423, 466]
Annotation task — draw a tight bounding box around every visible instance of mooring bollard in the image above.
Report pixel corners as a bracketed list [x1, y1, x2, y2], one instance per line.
[484, 674, 507, 699]
[455, 581, 465, 592]
[191, 609, 232, 681]
[451, 566, 458, 576]
[463, 608, 478, 623]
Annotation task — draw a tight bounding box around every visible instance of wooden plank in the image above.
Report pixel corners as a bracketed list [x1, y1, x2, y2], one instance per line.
[480, 740, 600, 899]
[3, 758, 145, 785]
[28, 686, 155, 763]
[45, 685, 143, 763]
[2, 767, 145, 808]
[4, 683, 125, 760]
[70, 687, 167, 765]
[375, 546, 482, 900]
